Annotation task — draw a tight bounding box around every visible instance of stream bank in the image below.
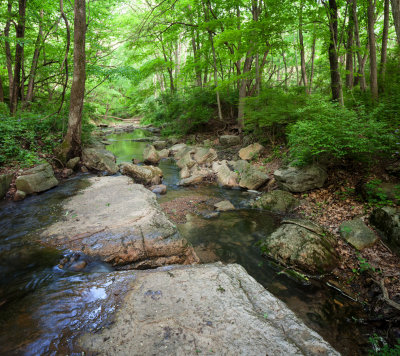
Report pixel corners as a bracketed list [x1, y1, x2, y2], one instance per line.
[0, 124, 396, 354]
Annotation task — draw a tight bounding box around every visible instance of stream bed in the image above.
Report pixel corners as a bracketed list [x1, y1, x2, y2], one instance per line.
[0, 129, 372, 355]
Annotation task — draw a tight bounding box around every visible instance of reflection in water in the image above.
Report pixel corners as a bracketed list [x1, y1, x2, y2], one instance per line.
[106, 130, 152, 163]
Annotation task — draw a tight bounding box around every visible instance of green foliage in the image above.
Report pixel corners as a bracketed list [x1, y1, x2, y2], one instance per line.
[0, 114, 59, 166]
[244, 87, 309, 143]
[140, 87, 218, 135]
[287, 97, 396, 165]
[364, 179, 400, 207]
[368, 334, 400, 356]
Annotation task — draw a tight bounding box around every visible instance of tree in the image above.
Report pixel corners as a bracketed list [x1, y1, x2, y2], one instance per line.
[367, 0, 378, 100]
[392, 0, 400, 44]
[59, 0, 86, 160]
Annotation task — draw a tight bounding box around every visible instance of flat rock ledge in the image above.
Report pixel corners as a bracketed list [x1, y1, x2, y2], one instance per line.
[40, 176, 198, 268]
[79, 263, 339, 355]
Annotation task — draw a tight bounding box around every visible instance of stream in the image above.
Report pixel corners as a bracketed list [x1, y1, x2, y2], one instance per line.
[0, 129, 371, 355]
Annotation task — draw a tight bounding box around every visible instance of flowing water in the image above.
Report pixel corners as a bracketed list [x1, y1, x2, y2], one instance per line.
[0, 129, 371, 355]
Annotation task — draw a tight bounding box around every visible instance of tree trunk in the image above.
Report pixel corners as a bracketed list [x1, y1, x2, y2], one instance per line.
[237, 53, 252, 129]
[367, 0, 378, 101]
[345, 0, 354, 89]
[309, 30, 316, 93]
[61, 0, 86, 160]
[327, 0, 344, 104]
[379, 0, 390, 90]
[209, 31, 223, 122]
[25, 10, 44, 104]
[391, 0, 400, 44]
[353, 0, 367, 91]
[299, 0, 308, 93]
[4, 0, 13, 101]
[0, 77, 4, 102]
[10, 0, 27, 115]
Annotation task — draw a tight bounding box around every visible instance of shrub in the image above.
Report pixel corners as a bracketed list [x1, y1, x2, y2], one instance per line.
[287, 97, 396, 165]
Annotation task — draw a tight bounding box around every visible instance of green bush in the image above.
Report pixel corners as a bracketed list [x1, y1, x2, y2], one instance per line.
[287, 97, 396, 165]
[244, 87, 309, 143]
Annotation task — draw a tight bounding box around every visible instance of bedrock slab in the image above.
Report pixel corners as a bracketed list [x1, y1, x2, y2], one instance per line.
[40, 176, 197, 268]
[79, 263, 339, 355]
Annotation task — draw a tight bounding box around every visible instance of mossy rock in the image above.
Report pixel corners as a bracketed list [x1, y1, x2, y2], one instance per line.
[250, 190, 299, 213]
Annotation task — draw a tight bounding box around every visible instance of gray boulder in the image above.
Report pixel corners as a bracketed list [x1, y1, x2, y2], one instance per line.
[78, 264, 338, 356]
[239, 143, 264, 161]
[16, 163, 58, 195]
[219, 135, 240, 147]
[120, 162, 163, 186]
[193, 147, 218, 165]
[153, 140, 167, 150]
[40, 176, 198, 268]
[250, 190, 300, 213]
[150, 184, 167, 195]
[158, 148, 170, 159]
[263, 219, 339, 274]
[66, 157, 80, 170]
[232, 160, 270, 190]
[370, 207, 400, 254]
[339, 219, 378, 250]
[0, 173, 13, 199]
[82, 147, 118, 174]
[274, 164, 327, 193]
[214, 200, 235, 211]
[169, 143, 187, 156]
[143, 145, 160, 165]
[212, 160, 239, 188]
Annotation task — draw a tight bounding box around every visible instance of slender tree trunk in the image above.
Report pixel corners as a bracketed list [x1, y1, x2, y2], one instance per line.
[309, 31, 316, 93]
[327, 0, 344, 104]
[0, 77, 4, 102]
[379, 0, 390, 90]
[10, 0, 27, 115]
[299, 0, 308, 93]
[367, 0, 378, 101]
[345, 0, 354, 88]
[353, 0, 367, 91]
[4, 0, 13, 101]
[61, 0, 86, 160]
[391, 0, 400, 44]
[209, 31, 223, 122]
[25, 10, 44, 104]
[237, 53, 252, 129]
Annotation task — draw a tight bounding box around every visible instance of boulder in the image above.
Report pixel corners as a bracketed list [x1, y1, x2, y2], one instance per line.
[214, 200, 235, 211]
[153, 140, 167, 150]
[82, 147, 118, 174]
[219, 135, 240, 147]
[339, 219, 378, 250]
[0, 173, 13, 199]
[66, 157, 80, 170]
[158, 149, 170, 159]
[239, 143, 264, 161]
[176, 151, 196, 169]
[274, 164, 327, 193]
[77, 264, 339, 355]
[212, 160, 239, 188]
[13, 190, 26, 201]
[169, 143, 187, 156]
[370, 207, 400, 254]
[143, 145, 160, 165]
[193, 147, 218, 165]
[40, 176, 198, 269]
[232, 160, 270, 190]
[179, 171, 209, 186]
[150, 184, 167, 195]
[263, 219, 339, 274]
[250, 190, 299, 213]
[15, 163, 58, 195]
[180, 166, 191, 179]
[120, 162, 163, 186]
